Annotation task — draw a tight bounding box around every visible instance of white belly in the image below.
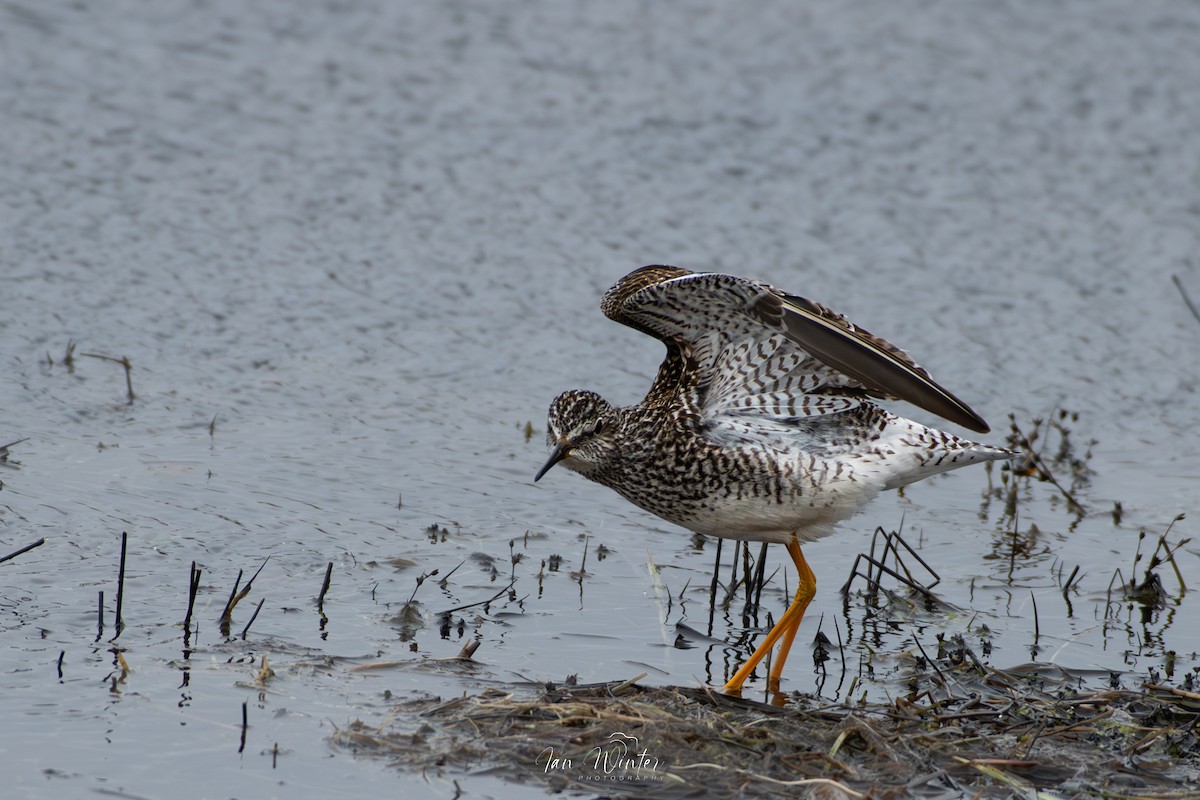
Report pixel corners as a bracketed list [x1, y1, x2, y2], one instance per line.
[667, 474, 881, 545]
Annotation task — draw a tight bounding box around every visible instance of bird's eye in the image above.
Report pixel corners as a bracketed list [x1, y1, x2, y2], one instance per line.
[592, 420, 605, 436]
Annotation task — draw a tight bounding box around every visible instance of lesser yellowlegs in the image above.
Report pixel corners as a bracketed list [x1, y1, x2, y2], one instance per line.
[535, 265, 1012, 692]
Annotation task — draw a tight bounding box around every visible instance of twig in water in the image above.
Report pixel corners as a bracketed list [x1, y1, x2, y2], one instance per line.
[113, 532, 128, 639]
[740, 542, 754, 609]
[0, 537, 44, 565]
[240, 598, 266, 639]
[437, 579, 517, 616]
[317, 562, 333, 611]
[750, 542, 768, 615]
[1130, 529, 1147, 584]
[1060, 564, 1081, 618]
[506, 540, 526, 589]
[1030, 591, 1040, 646]
[239, 701, 248, 754]
[407, 569, 440, 604]
[437, 559, 465, 589]
[840, 532, 940, 604]
[183, 561, 202, 636]
[1172, 274, 1200, 325]
[96, 590, 104, 642]
[726, 542, 742, 609]
[571, 535, 591, 579]
[57, 650, 65, 681]
[219, 556, 271, 634]
[1104, 567, 1126, 621]
[881, 527, 941, 591]
[1061, 564, 1081, 599]
[80, 352, 135, 403]
[707, 537, 723, 637]
[0, 438, 29, 465]
[221, 569, 244, 629]
[832, 616, 848, 691]
[1145, 513, 1189, 592]
[912, 634, 952, 696]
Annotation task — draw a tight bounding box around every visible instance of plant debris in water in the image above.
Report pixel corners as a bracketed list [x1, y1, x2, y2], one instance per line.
[335, 664, 1200, 798]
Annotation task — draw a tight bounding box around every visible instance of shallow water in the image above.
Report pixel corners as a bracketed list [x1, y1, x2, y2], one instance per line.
[2, 1, 1199, 797]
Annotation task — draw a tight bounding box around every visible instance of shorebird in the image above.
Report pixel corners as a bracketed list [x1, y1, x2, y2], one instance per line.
[535, 265, 1012, 693]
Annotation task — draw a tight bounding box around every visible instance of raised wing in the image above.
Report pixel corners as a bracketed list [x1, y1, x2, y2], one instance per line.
[601, 265, 990, 433]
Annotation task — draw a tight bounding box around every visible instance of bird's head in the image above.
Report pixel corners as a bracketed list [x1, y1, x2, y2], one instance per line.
[534, 390, 618, 481]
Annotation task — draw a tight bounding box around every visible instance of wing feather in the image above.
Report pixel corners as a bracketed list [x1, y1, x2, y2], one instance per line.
[602, 265, 990, 433]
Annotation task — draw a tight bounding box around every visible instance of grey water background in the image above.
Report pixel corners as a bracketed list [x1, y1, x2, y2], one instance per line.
[2, 1, 1199, 797]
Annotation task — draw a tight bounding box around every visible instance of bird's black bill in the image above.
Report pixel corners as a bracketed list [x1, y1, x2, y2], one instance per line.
[534, 444, 571, 482]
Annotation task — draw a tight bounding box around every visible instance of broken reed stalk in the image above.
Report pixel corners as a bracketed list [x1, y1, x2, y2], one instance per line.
[238, 701, 248, 754]
[113, 531, 128, 639]
[840, 528, 939, 602]
[317, 561, 333, 611]
[854, 527, 886, 598]
[912, 634, 952, 695]
[749, 542, 768, 615]
[438, 559, 465, 587]
[726, 542, 741, 606]
[1061, 564, 1081, 599]
[707, 537, 723, 637]
[882, 529, 941, 590]
[739, 542, 754, 611]
[47, 340, 77, 371]
[184, 561, 202, 634]
[80, 352, 135, 403]
[0, 437, 30, 463]
[57, 650, 65, 680]
[1145, 513, 1189, 591]
[832, 616, 847, 682]
[96, 590, 104, 641]
[0, 537, 45, 565]
[219, 556, 271, 632]
[221, 569, 244, 629]
[240, 598, 266, 639]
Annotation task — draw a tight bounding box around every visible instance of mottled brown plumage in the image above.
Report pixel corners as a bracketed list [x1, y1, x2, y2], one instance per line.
[537, 265, 1012, 692]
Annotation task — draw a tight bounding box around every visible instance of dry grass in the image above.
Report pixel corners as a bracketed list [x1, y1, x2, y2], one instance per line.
[334, 665, 1200, 798]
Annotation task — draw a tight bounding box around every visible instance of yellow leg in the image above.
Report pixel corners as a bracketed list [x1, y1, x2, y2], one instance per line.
[767, 541, 816, 690]
[724, 539, 816, 694]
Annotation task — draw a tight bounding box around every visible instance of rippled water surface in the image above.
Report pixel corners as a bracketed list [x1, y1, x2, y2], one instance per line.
[3, 2, 1199, 798]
